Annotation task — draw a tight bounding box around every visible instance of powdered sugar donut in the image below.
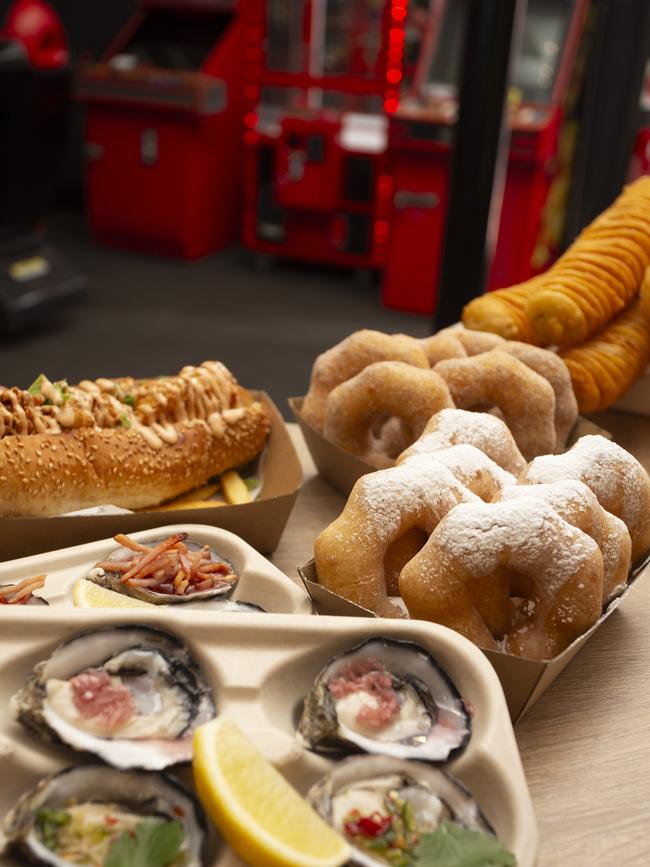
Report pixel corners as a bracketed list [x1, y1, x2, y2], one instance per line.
[400, 444, 515, 501]
[314, 456, 479, 617]
[433, 351, 557, 460]
[399, 498, 604, 660]
[302, 330, 430, 430]
[497, 479, 631, 603]
[398, 408, 527, 476]
[522, 434, 650, 560]
[323, 362, 454, 468]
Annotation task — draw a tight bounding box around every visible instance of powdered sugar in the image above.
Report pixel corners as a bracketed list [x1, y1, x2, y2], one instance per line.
[400, 408, 527, 476]
[403, 444, 515, 499]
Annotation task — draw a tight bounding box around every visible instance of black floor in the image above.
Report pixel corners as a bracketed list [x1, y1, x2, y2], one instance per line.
[0, 213, 431, 417]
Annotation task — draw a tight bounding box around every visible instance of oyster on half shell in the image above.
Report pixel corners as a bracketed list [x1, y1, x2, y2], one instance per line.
[11, 625, 215, 770]
[86, 532, 239, 606]
[3, 765, 207, 867]
[297, 637, 471, 763]
[308, 755, 495, 867]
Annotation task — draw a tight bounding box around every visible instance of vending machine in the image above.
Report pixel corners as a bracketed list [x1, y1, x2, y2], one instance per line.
[241, 0, 404, 269]
[382, 0, 590, 314]
[78, 0, 247, 259]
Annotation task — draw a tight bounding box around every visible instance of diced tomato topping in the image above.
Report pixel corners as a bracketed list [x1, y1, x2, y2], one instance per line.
[344, 812, 392, 838]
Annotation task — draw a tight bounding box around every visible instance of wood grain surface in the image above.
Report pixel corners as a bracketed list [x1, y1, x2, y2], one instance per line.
[272, 413, 650, 867]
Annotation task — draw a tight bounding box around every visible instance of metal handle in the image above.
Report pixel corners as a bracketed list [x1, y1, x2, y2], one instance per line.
[394, 190, 440, 209]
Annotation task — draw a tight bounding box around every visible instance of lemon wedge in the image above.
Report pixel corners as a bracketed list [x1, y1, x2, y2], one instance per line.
[192, 717, 349, 867]
[72, 578, 155, 609]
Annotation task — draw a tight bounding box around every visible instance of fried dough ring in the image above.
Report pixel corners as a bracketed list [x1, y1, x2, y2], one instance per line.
[315, 456, 478, 617]
[497, 479, 631, 603]
[399, 444, 515, 500]
[323, 362, 454, 468]
[399, 499, 604, 660]
[399, 408, 527, 476]
[496, 342, 578, 449]
[522, 434, 650, 561]
[302, 330, 429, 430]
[419, 327, 506, 365]
[433, 351, 557, 460]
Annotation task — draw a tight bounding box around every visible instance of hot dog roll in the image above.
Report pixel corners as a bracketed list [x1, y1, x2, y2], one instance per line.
[0, 362, 270, 516]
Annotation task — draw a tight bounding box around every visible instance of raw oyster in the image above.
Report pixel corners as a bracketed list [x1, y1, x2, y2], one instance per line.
[87, 532, 239, 605]
[308, 755, 494, 867]
[11, 625, 215, 770]
[3, 765, 206, 867]
[297, 638, 470, 762]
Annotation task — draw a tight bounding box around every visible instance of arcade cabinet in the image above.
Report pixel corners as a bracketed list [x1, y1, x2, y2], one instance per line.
[0, 0, 85, 332]
[241, 0, 401, 270]
[78, 0, 246, 259]
[382, 0, 590, 314]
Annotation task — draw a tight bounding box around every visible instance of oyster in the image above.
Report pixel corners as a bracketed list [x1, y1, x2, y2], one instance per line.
[297, 638, 470, 762]
[11, 625, 215, 770]
[3, 765, 206, 867]
[86, 532, 239, 605]
[308, 755, 494, 867]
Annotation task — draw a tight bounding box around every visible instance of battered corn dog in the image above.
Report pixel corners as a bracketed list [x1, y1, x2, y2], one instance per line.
[525, 177, 650, 347]
[559, 297, 650, 412]
[461, 281, 541, 342]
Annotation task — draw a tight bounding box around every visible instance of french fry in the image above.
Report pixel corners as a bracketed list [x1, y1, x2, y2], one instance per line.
[221, 470, 252, 505]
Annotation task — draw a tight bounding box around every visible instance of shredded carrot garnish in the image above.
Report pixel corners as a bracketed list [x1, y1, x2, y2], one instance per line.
[0, 574, 46, 604]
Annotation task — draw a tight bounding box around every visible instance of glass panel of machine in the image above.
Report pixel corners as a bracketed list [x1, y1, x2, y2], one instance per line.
[120, 6, 233, 71]
[516, 0, 573, 104]
[321, 0, 383, 78]
[267, 0, 306, 73]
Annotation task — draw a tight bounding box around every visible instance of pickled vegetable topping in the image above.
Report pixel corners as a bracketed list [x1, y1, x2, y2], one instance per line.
[96, 532, 236, 597]
[328, 659, 402, 731]
[342, 793, 516, 867]
[36, 806, 185, 867]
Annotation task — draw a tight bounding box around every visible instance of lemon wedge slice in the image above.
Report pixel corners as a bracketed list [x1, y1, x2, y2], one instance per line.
[193, 717, 349, 867]
[72, 578, 155, 609]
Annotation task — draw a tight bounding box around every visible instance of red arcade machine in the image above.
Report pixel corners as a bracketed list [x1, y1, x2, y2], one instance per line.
[382, 0, 590, 314]
[78, 0, 246, 259]
[241, 0, 404, 269]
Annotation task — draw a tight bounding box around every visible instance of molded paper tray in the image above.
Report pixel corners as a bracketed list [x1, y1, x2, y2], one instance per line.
[0, 610, 538, 867]
[0, 392, 302, 561]
[289, 395, 611, 496]
[299, 555, 649, 723]
[0, 524, 312, 615]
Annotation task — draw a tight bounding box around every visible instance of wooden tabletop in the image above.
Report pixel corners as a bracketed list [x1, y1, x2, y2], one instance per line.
[272, 414, 650, 867]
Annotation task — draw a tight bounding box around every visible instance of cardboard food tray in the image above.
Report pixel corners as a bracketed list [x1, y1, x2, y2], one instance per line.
[298, 554, 650, 723]
[289, 395, 611, 496]
[0, 392, 302, 561]
[0, 524, 312, 615]
[0, 609, 538, 867]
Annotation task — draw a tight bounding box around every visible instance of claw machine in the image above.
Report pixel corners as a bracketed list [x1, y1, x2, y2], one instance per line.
[78, 0, 247, 259]
[241, 0, 404, 270]
[382, 0, 590, 314]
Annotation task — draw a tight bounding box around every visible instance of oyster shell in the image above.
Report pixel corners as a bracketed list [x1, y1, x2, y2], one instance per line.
[87, 533, 238, 605]
[3, 765, 206, 867]
[297, 638, 470, 763]
[11, 625, 215, 770]
[307, 755, 493, 867]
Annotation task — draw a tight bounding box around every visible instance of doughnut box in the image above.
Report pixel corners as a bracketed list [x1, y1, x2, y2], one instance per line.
[0, 393, 302, 561]
[298, 553, 650, 722]
[0, 609, 538, 866]
[289, 395, 610, 497]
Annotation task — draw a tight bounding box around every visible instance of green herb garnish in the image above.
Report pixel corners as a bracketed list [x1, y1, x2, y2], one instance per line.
[119, 413, 132, 429]
[243, 476, 259, 492]
[413, 821, 516, 867]
[104, 818, 184, 867]
[27, 374, 45, 395]
[36, 808, 71, 851]
[122, 394, 136, 407]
